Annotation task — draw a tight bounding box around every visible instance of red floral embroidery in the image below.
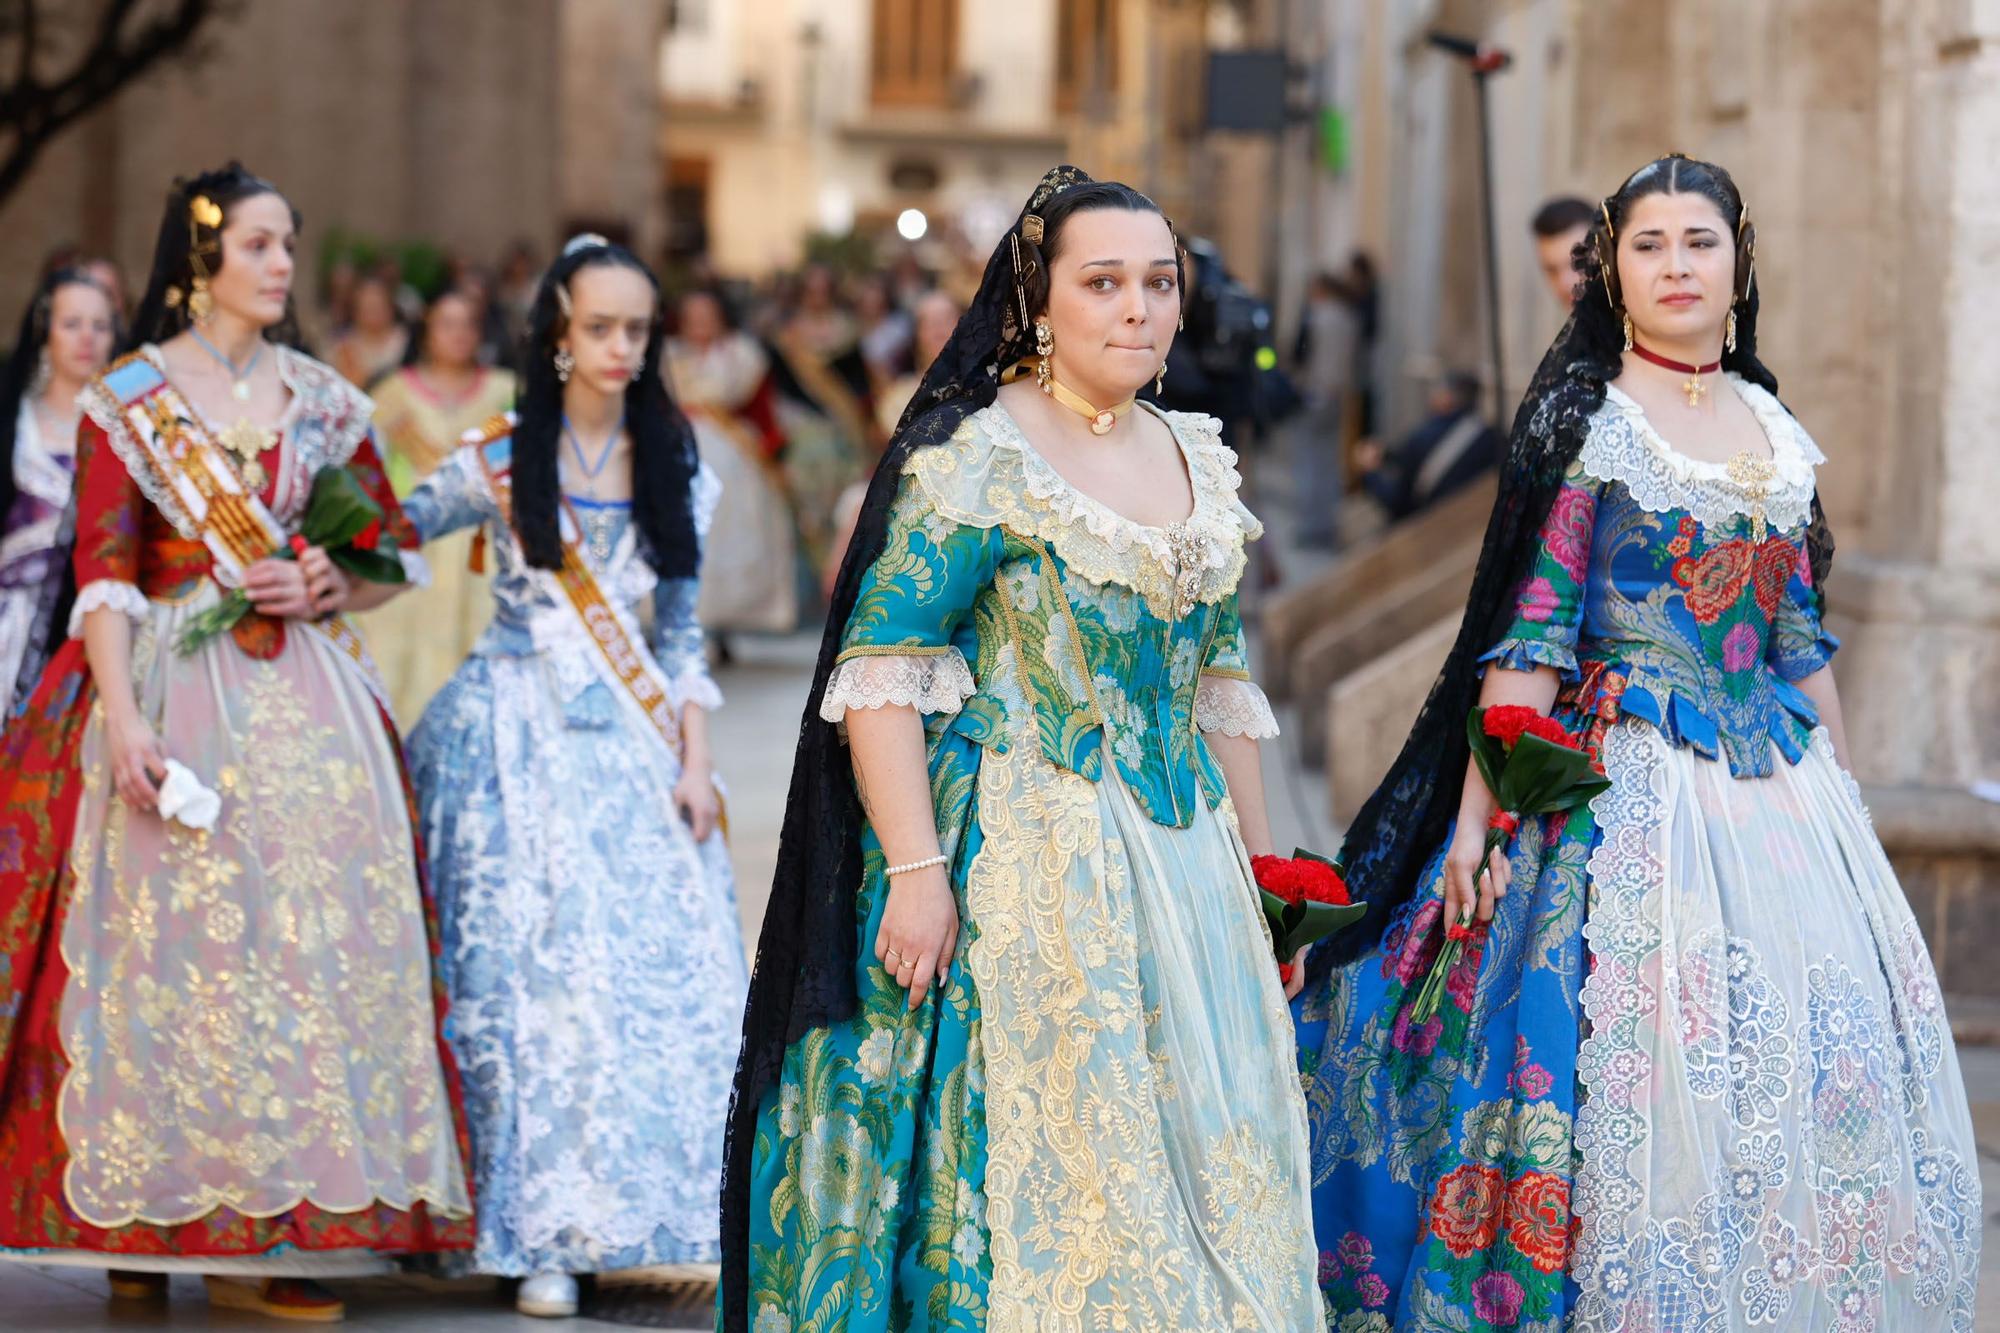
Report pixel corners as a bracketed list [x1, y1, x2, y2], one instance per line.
[1429, 1163, 1506, 1258]
[1503, 1170, 1572, 1274]
[1749, 539, 1795, 620]
[1673, 540, 1755, 624]
[229, 612, 286, 661]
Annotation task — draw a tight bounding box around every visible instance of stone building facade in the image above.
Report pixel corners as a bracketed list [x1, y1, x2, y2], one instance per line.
[0, 0, 667, 333]
[657, 0, 1262, 276]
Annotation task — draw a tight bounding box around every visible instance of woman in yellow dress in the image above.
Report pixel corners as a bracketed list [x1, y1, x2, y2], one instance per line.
[356, 288, 516, 724]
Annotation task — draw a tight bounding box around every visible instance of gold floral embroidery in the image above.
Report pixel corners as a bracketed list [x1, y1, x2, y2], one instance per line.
[58, 637, 468, 1227]
[968, 740, 1217, 1332]
[1200, 1123, 1309, 1314]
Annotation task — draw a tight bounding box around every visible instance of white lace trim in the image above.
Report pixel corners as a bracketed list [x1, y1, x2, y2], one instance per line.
[691, 460, 721, 538]
[907, 403, 1261, 619]
[78, 345, 373, 541]
[67, 579, 149, 637]
[664, 666, 724, 714]
[989, 402, 1263, 551]
[13, 399, 76, 510]
[1581, 377, 1821, 532]
[818, 649, 976, 723]
[1194, 675, 1279, 738]
[397, 548, 432, 589]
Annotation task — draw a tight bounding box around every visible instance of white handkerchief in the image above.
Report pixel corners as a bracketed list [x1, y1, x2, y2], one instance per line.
[157, 759, 222, 831]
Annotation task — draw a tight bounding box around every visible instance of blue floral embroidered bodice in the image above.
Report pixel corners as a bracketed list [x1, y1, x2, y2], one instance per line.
[1481, 377, 1839, 778]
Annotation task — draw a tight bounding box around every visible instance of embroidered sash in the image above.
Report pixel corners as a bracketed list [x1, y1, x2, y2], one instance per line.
[94, 353, 392, 710]
[471, 428, 686, 762]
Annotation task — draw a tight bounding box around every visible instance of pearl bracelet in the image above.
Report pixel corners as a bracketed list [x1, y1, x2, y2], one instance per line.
[885, 853, 948, 878]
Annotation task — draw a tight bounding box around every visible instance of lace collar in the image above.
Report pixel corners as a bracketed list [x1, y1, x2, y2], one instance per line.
[907, 400, 1261, 618]
[1582, 375, 1821, 533]
[80, 343, 374, 538]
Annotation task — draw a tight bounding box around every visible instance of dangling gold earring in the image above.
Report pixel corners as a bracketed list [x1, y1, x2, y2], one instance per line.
[1155, 360, 1167, 396]
[554, 347, 574, 382]
[1621, 311, 1634, 353]
[1725, 309, 1738, 354]
[187, 276, 213, 324]
[1034, 319, 1054, 389]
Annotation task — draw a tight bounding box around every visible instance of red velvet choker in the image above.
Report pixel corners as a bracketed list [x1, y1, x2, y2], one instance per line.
[1630, 341, 1723, 407]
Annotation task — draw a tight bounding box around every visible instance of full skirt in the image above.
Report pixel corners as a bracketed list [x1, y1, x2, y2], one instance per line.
[409, 650, 747, 1276]
[738, 735, 1324, 1331]
[0, 586, 473, 1273]
[1295, 721, 1981, 1331]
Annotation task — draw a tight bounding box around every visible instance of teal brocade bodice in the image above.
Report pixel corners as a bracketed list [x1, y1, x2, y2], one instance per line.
[820, 401, 1272, 828]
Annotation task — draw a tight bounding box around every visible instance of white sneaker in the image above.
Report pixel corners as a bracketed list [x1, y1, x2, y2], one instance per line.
[517, 1272, 578, 1318]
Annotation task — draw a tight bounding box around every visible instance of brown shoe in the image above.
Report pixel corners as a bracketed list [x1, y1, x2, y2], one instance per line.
[106, 1269, 168, 1300]
[203, 1276, 346, 1322]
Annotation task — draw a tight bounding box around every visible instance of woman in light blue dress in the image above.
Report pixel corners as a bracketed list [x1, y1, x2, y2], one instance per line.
[402, 236, 745, 1318]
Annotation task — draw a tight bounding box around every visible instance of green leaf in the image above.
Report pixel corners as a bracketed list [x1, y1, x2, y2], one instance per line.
[330, 547, 407, 584]
[1262, 890, 1368, 958]
[299, 465, 387, 548]
[1466, 708, 1505, 797]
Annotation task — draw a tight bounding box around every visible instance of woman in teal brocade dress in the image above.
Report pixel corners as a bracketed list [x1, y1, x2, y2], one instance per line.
[1294, 156, 1979, 1331]
[719, 169, 1323, 1332]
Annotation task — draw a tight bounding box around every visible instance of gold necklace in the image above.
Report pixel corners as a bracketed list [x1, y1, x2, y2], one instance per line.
[217, 417, 276, 490]
[1033, 357, 1134, 436]
[1725, 450, 1779, 542]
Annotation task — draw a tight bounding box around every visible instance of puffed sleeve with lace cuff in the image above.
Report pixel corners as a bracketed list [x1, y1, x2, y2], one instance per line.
[1478, 467, 1600, 678]
[816, 468, 997, 725]
[1195, 592, 1278, 738]
[66, 417, 147, 638]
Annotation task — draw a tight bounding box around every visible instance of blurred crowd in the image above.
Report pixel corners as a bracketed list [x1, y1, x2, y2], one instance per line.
[23, 198, 1602, 615]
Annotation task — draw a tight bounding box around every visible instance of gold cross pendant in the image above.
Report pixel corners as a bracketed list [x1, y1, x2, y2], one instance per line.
[1682, 373, 1707, 408]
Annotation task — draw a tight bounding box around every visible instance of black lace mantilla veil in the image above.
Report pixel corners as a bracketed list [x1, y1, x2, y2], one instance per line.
[718, 164, 1102, 1327]
[1305, 299, 1835, 990]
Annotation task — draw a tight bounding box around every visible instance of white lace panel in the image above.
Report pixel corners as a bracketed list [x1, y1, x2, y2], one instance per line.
[67, 579, 149, 638]
[818, 649, 976, 723]
[1579, 379, 1821, 533]
[1193, 674, 1280, 738]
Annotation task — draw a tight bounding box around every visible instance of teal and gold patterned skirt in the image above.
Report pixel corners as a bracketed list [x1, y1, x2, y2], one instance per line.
[736, 732, 1323, 1332]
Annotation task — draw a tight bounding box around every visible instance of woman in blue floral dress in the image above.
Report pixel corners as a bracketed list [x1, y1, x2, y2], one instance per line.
[402, 237, 745, 1318]
[719, 169, 1322, 1332]
[1295, 155, 1980, 1331]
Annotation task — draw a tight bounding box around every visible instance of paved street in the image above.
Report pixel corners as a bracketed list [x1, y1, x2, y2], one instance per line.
[5, 618, 1999, 1329]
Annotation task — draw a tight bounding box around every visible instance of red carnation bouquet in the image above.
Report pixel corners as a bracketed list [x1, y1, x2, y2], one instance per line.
[1406, 704, 1611, 1022]
[1251, 849, 1366, 985]
[175, 465, 406, 655]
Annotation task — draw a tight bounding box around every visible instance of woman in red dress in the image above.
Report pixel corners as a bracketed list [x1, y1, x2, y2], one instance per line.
[0, 164, 472, 1322]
